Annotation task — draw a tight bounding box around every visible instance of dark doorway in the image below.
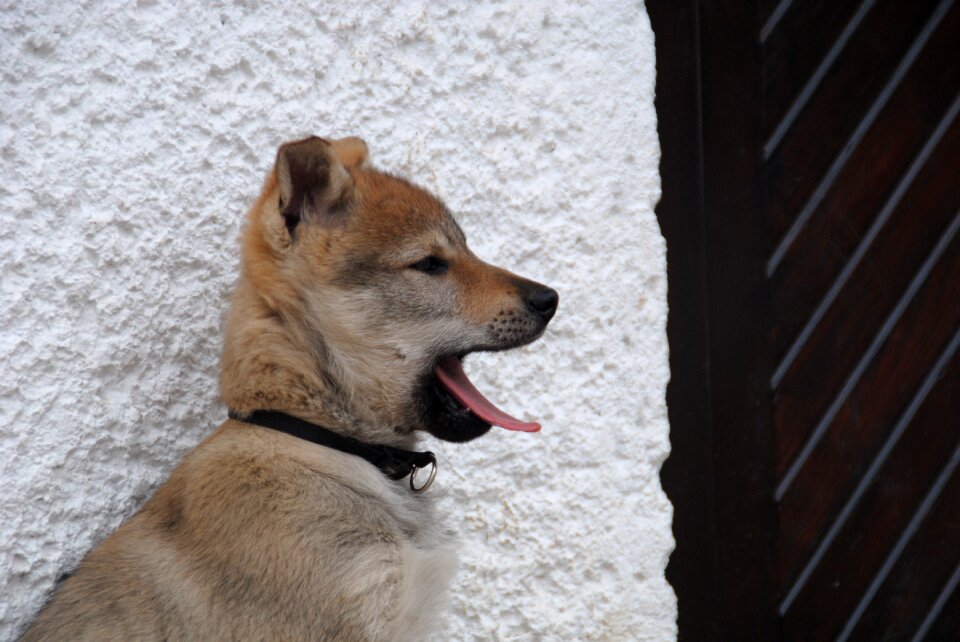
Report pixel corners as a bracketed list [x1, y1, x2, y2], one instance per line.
[650, 1, 960, 639]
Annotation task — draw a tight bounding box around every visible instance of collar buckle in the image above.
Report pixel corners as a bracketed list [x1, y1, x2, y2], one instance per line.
[409, 452, 437, 493]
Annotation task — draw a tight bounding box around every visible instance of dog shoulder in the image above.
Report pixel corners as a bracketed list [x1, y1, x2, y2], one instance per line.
[23, 423, 456, 641]
[167, 422, 458, 640]
[157, 423, 455, 640]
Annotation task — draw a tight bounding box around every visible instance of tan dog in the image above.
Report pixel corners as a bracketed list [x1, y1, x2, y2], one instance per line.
[22, 136, 558, 641]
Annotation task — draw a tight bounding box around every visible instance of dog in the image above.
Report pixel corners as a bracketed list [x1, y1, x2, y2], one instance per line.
[22, 135, 558, 641]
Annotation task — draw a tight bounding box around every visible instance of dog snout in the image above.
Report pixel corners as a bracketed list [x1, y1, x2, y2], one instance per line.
[524, 286, 559, 323]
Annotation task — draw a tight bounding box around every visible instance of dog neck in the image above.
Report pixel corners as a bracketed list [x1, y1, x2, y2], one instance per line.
[219, 279, 417, 449]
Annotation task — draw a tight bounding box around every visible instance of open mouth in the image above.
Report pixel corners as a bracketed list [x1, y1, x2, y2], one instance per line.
[434, 357, 540, 432]
[422, 356, 540, 442]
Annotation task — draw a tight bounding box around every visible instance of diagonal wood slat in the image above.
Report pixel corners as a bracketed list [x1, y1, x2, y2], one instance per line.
[777, 212, 960, 592]
[771, 93, 960, 394]
[779, 326, 960, 625]
[767, 15, 960, 372]
[762, 0, 869, 141]
[774, 99, 960, 484]
[839, 434, 960, 640]
[911, 559, 960, 641]
[761, 0, 793, 43]
[766, 0, 953, 275]
[763, 0, 876, 160]
[763, 0, 946, 255]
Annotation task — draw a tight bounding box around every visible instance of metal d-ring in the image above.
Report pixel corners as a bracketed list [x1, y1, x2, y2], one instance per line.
[410, 453, 437, 492]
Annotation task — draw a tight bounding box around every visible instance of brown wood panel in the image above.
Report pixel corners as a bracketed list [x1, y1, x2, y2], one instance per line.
[762, 0, 864, 139]
[780, 340, 960, 638]
[764, 0, 940, 242]
[652, 1, 780, 639]
[767, 6, 960, 364]
[777, 218, 960, 585]
[771, 114, 960, 479]
[652, 1, 960, 638]
[650, 1, 721, 639]
[846, 443, 960, 641]
[697, 2, 781, 638]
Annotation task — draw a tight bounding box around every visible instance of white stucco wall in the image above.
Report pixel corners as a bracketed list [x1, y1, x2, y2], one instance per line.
[0, 1, 672, 639]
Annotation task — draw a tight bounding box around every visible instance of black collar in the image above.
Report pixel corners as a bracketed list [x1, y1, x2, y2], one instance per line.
[228, 409, 437, 492]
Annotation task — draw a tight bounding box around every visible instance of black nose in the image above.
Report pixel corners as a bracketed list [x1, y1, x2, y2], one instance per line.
[526, 286, 559, 321]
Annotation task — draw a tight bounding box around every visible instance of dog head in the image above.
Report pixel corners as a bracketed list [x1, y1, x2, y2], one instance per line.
[238, 136, 558, 442]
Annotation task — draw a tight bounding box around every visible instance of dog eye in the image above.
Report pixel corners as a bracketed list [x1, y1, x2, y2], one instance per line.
[409, 256, 448, 274]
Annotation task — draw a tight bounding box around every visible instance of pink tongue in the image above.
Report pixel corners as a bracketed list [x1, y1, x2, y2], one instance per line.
[434, 357, 541, 432]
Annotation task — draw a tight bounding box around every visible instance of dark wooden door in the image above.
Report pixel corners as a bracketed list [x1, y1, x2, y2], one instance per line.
[651, 1, 960, 639]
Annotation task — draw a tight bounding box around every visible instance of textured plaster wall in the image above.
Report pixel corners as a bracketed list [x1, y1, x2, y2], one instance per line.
[0, 1, 672, 639]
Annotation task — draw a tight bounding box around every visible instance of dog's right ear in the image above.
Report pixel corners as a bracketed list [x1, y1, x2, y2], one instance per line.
[329, 136, 370, 169]
[275, 136, 353, 238]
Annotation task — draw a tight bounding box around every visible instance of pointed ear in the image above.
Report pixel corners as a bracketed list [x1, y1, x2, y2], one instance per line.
[329, 136, 370, 169]
[275, 136, 353, 237]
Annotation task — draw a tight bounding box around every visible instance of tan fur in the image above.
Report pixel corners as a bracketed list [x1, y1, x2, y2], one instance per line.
[22, 135, 556, 641]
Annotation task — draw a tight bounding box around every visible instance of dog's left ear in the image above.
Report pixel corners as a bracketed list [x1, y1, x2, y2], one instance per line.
[275, 136, 353, 237]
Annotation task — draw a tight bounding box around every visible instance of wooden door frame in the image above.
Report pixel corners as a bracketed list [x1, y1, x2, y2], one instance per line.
[649, 1, 781, 638]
